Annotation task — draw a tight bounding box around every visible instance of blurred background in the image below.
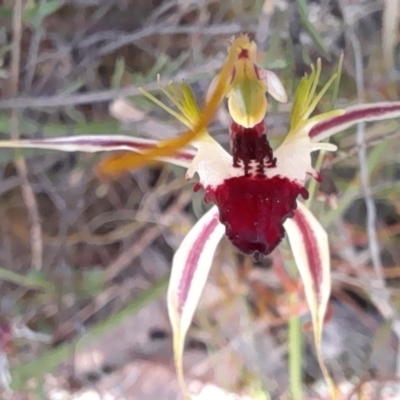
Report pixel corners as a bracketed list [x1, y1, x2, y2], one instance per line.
[0, 0, 400, 398]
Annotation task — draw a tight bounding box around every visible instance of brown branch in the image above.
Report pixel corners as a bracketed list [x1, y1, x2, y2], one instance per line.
[0, 59, 223, 109]
[10, 0, 43, 271]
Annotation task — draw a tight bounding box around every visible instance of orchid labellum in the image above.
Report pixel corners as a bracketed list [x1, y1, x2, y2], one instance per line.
[1, 35, 400, 398]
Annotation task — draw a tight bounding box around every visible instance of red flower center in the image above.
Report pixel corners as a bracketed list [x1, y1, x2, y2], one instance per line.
[230, 121, 276, 174]
[202, 121, 309, 256]
[206, 176, 307, 256]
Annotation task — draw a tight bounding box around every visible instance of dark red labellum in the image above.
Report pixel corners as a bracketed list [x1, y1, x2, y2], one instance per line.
[197, 120, 310, 256]
[205, 175, 307, 255]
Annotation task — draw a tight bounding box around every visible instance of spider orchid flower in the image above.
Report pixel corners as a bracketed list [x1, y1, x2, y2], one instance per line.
[1, 36, 400, 398]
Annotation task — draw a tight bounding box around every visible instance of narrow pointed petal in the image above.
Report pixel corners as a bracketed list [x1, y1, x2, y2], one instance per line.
[283, 201, 330, 344]
[0, 136, 195, 169]
[283, 202, 338, 396]
[310, 101, 400, 142]
[167, 206, 225, 398]
[257, 68, 288, 103]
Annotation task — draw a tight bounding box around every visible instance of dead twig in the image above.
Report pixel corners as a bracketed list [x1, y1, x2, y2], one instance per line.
[52, 189, 192, 341]
[86, 23, 244, 57]
[0, 60, 223, 110]
[105, 190, 192, 281]
[10, 0, 43, 271]
[349, 34, 383, 278]
[382, 0, 400, 73]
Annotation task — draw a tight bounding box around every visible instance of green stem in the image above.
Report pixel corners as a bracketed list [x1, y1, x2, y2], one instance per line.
[288, 292, 303, 400]
[0, 267, 52, 293]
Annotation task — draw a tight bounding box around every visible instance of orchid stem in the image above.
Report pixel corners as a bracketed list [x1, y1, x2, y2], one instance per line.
[286, 255, 303, 400]
[288, 291, 303, 400]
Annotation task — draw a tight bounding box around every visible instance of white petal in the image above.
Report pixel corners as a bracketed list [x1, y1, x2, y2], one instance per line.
[167, 206, 225, 396]
[283, 202, 336, 394]
[186, 141, 239, 188]
[257, 67, 288, 103]
[283, 202, 331, 339]
[269, 130, 335, 185]
[0, 136, 195, 169]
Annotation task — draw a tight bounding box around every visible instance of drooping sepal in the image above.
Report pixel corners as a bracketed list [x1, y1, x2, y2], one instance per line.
[167, 206, 225, 398]
[283, 202, 338, 397]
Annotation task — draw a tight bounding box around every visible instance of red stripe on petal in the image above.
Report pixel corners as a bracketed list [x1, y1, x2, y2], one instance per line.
[32, 138, 153, 147]
[177, 214, 220, 313]
[310, 103, 400, 139]
[292, 208, 322, 298]
[31, 138, 195, 161]
[168, 151, 194, 162]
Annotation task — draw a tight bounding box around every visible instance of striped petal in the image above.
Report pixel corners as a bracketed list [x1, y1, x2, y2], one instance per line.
[0, 136, 195, 170]
[283, 202, 337, 396]
[310, 101, 400, 142]
[167, 206, 225, 398]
